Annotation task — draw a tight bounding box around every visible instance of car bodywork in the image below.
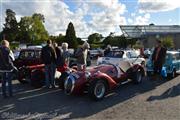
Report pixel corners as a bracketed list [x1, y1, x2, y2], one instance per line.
[146, 51, 180, 78]
[59, 61, 145, 100]
[97, 50, 145, 66]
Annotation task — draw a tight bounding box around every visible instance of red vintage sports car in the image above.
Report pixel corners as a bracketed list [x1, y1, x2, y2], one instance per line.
[59, 61, 145, 100]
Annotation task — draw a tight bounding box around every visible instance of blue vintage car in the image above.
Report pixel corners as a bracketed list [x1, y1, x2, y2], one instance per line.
[146, 51, 180, 78]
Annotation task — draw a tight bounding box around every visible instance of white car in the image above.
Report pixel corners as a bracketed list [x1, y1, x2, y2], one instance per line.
[97, 50, 145, 66]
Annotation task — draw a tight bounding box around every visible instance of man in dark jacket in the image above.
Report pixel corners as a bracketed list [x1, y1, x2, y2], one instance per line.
[41, 40, 57, 88]
[152, 39, 167, 80]
[0, 40, 15, 98]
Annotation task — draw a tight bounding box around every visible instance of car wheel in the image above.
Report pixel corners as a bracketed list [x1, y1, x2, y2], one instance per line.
[88, 79, 107, 101]
[133, 70, 143, 84]
[171, 69, 176, 78]
[18, 68, 30, 84]
[31, 70, 45, 88]
[18, 77, 29, 84]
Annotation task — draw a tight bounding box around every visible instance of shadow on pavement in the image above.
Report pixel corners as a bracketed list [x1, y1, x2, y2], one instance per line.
[147, 83, 180, 101]
[0, 75, 179, 120]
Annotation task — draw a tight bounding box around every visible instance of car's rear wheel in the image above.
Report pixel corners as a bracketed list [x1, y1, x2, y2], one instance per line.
[88, 79, 107, 101]
[133, 70, 143, 84]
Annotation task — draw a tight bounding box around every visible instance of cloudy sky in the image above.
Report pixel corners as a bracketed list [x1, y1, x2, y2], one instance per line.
[0, 0, 180, 37]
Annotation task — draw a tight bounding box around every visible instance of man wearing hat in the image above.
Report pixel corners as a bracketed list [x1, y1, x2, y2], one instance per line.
[152, 39, 167, 80]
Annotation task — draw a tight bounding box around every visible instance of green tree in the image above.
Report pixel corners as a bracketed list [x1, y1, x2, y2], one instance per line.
[87, 33, 103, 44]
[18, 13, 48, 44]
[161, 36, 174, 48]
[31, 13, 48, 44]
[103, 36, 113, 48]
[2, 9, 19, 41]
[65, 22, 78, 48]
[18, 16, 33, 43]
[49, 34, 65, 45]
[77, 37, 84, 45]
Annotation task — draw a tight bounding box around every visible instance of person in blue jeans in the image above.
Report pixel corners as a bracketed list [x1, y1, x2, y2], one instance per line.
[0, 40, 15, 98]
[41, 40, 57, 88]
[1, 73, 13, 98]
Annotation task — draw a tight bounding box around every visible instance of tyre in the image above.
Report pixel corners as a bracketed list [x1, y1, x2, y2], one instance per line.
[88, 79, 108, 101]
[18, 69, 30, 84]
[31, 70, 45, 88]
[171, 69, 176, 78]
[133, 70, 143, 84]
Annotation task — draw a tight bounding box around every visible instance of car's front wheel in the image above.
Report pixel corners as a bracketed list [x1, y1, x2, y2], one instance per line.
[18, 68, 30, 84]
[133, 70, 143, 84]
[88, 79, 107, 101]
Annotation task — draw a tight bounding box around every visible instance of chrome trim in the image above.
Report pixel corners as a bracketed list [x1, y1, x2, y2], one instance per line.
[85, 71, 91, 80]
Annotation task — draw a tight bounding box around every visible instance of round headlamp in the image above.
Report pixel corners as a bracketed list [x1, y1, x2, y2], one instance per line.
[85, 71, 91, 80]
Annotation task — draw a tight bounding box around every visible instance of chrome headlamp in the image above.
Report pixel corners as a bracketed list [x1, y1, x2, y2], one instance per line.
[85, 71, 91, 80]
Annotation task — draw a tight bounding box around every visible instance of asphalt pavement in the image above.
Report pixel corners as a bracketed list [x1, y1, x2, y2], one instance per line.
[0, 67, 180, 120]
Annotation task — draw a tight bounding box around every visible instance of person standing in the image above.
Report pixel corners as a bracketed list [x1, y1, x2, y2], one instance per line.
[0, 40, 15, 98]
[54, 43, 63, 67]
[152, 39, 167, 80]
[104, 45, 112, 56]
[61, 42, 70, 67]
[41, 40, 57, 88]
[75, 41, 90, 71]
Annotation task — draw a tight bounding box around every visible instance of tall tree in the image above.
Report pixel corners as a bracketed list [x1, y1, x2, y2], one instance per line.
[2, 9, 19, 41]
[65, 22, 78, 48]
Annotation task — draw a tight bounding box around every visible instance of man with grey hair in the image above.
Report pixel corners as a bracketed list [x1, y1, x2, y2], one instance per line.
[62, 42, 70, 66]
[75, 41, 90, 71]
[0, 40, 15, 98]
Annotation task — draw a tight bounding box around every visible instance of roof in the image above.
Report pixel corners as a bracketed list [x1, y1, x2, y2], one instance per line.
[120, 25, 180, 38]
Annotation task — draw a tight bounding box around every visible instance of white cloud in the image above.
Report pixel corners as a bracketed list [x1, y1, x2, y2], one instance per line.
[127, 13, 151, 25]
[0, 0, 127, 37]
[128, 18, 133, 24]
[138, 0, 180, 13]
[134, 13, 151, 25]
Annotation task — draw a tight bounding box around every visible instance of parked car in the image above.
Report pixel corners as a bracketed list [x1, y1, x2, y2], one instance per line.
[97, 50, 145, 66]
[13, 48, 44, 84]
[59, 61, 145, 101]
[89, 49, 103, 59]
[146, 51, 180, 78]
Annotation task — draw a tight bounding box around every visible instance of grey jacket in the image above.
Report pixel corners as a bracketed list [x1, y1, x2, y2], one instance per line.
[75, 48, 87, 65]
